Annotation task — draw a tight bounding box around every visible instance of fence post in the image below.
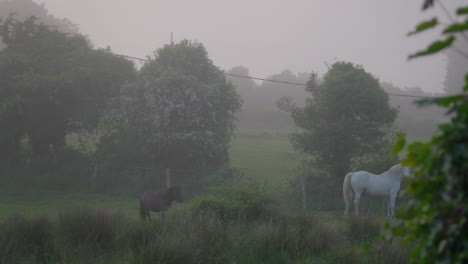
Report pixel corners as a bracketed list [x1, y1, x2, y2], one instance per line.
[166, 167, 171, 187]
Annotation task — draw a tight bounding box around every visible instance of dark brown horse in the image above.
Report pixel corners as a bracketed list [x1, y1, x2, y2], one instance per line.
[139, 185, 183, 220]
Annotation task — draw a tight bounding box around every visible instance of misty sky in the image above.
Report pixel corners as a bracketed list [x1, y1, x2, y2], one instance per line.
[34, 0, 466, 93]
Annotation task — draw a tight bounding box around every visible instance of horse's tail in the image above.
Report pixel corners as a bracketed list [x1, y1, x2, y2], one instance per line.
[343, 172, 353, 216]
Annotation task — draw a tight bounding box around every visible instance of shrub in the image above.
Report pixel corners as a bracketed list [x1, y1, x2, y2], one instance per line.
[189, 186, 274, 222]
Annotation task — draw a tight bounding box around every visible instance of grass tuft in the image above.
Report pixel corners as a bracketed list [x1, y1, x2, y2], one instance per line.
[0, 214, 56, 264]
[58, 207, 128, 254]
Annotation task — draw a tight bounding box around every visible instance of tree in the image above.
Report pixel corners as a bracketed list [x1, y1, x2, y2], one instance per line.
[0, 0, 77, 50]
[281, 62, 397, 179]
[103, 40, 242, 181]
[390, 1, 468, 263]
[0, 16, 135, 165]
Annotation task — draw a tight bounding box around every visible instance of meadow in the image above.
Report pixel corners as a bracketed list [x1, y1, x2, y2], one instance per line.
[0, 130, 410, 263]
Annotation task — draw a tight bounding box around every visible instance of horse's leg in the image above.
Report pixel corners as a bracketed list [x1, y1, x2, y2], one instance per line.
[346, 189, 355, 216]
[350, 189, 355, 201]
[344, 189, 352, 216]
[389, 194, 397, 219]
[383, 197, 389, 217]
[382, 198, 386, 216]
[353, 191, 362, 216]
[386, 197, 392, 217]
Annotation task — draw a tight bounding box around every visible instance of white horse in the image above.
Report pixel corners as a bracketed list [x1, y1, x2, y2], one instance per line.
[343, 164, 411, 218]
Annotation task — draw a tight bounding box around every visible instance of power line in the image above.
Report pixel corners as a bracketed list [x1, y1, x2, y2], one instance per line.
[224, 73, 306, 87]
[111, 52, 148, 62]
[108, 51, 441, 99]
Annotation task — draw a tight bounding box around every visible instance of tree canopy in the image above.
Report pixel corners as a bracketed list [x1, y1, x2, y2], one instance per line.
[103, 40, 242, 174]
[0, 17, 135, 164]
[0, 0, 77, 50]
[283, 62, 397, 178]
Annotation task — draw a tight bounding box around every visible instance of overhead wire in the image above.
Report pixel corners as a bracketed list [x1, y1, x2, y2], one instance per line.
[107, 51, 441, 100]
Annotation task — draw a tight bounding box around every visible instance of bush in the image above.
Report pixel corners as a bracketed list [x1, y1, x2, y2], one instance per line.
[0, 215, 56, 264]
[189, 186, 274, 222]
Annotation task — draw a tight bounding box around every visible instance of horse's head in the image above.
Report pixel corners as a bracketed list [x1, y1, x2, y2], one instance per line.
[168, 185, 184, 203]
[389, 164, 411, 179]
[401, 166, 411, 178]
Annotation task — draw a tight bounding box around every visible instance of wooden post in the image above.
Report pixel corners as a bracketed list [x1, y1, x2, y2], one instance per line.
[166, 167, 171, 188]
[90, 162, 97, 189]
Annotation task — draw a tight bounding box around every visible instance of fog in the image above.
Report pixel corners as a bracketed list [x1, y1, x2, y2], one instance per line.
[33, 0, 464, 93]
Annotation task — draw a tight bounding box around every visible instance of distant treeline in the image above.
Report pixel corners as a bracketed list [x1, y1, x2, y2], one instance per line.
[228, 66, 448, 141]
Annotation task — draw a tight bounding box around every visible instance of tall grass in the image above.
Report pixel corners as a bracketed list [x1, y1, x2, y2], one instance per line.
[229, 215, 343, 264]
[58, 208, 128, 254]
[0, 207, 410, 264]
[128, 212, 228, 264]
[0, 215, 56, 264]
[345, 216, 383, 243]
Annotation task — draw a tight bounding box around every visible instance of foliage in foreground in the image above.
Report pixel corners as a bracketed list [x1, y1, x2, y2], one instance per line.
[390, 1, 468, 263]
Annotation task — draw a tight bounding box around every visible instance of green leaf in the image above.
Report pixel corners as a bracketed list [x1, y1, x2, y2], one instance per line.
[443, 21, 468, 34]
[408, 18, 438, 36]
[464, 73, 468, 91]
[457, 6, 468, 15]
[431, 95, 466, 107]
[416, 98, 438, 107]
[409, 36, 455, 59]
[393, 133, 406, 155]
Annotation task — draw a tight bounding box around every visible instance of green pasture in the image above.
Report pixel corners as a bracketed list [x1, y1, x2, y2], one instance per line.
[230, 130, 302, 193]
[0, 186, 138, 220]
[0, 130, 301, 219]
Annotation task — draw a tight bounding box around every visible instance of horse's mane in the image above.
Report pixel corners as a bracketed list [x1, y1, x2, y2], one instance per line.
[384, 164, 403, 178]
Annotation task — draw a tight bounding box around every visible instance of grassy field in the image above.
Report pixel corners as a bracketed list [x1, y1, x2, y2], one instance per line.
[0, 130, 412, 263]
[230, 130, 302, 193]
[0, 130, 299, 219]
[0, 185, 138, 220]
[0, 129, 391, 218]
